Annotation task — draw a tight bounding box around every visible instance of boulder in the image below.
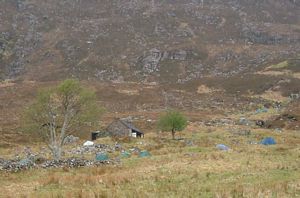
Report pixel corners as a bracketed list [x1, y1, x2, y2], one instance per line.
[239, 117, 254, 126]
[255, 108, 268, 114]
[64, 135, 79, 144]
[256, 120, 265, 127]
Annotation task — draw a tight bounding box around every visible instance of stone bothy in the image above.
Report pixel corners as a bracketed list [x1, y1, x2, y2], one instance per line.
[106, 119, 144, 138]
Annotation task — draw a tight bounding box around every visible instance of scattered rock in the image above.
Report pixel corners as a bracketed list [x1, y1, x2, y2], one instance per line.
[1, 157, 118, 172]
[275, 128, 282, 133]
[137, 48, 188, 74]
[248, 141, 258, 145]
[64, 135, 79, 145]
[129, 147, 141, 154]
[69, 144, 114, 155]
[18, 158, 34, 167]
[267, 113, 299, 129]
[40, 158, 110, 169]
[114, 143, 122, 151]
[204, 118, 234, 126]
[183, 153, 198, 157]
[255, 108, 268, 114]
[256, 120, 265, 127]
[1, 158, 36, 172]
[231, 129, 251, 136]
[290, 93, 300, 100]
[185, 140, 194, 146]
[238, 117, 254, 126]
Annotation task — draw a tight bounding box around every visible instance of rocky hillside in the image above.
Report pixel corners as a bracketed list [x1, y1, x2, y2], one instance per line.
[0, 0, 299, 83]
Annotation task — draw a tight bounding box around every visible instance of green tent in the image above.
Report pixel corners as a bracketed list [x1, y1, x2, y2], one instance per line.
[95, 153, 109, 161]
[121, 151, 131, 158]
[139, 150, 151, 158]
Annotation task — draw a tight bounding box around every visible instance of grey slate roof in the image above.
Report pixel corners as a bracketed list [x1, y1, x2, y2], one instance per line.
[119, 119, 144, 134]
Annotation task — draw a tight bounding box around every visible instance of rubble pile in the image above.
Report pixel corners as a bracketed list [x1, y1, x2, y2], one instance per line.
[68, 144, 115, 155]
[41, 158, 93, 169]
[40, 158, 112, 169]
[230, 129, 251, 136]
[63, 135, 79, 145]
[0, 157, 116, 172]
[202, 118, 235, 126]
[0, 143, 125, 172]
[0, 158, 36, 172]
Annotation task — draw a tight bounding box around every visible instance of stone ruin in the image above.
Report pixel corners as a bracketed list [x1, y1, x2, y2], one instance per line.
[290, 93, 300, 100]
[138, 48, 188, 73]
[0, 143, 124, 172]
[0, 157, 115, 172]
[63, 135, 79, 145]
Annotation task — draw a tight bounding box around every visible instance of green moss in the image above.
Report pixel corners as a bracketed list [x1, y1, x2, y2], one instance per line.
[186, 146, 203, 153]
[269, 61, 289, 69]
[286, 59, 300, 72]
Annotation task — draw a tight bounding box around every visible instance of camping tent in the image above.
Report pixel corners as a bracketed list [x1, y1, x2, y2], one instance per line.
[261, 137, 276, 145]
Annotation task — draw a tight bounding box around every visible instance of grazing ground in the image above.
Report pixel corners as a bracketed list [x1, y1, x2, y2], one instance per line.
[0, 79, 300, 198]
[1, 1, 299, 197]
[0, 116, 299, 198]
[0, 80, 300, 197]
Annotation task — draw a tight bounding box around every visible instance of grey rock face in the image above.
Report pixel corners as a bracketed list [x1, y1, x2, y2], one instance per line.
[0, 0, 299, 82]
[138, 49, 188, 74]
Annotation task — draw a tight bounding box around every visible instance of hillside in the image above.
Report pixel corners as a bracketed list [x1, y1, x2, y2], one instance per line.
[1, 2, 300, 197]
[0, 0, 299, 83]
[0, 0, 300, 145]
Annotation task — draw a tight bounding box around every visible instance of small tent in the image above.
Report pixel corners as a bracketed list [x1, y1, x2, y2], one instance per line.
[216, 144, 229, 151]
[261, 137, 276, 145]
[139, 150, 151, 158]
[95, 152, 109, 161]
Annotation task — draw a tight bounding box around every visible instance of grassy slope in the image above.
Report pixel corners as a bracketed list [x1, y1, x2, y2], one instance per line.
[0, 125, 299, 198]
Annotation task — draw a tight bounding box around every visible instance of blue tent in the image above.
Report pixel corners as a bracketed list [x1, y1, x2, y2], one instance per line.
[216, 144, 229, 151]
[261, 137, 276, 145]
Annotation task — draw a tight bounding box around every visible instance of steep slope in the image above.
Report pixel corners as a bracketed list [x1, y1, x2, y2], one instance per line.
[0, 0, 299, 83]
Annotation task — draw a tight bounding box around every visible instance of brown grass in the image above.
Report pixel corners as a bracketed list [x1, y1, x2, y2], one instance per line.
[1, 80, 300, 197]
[1, 124, 299, 197]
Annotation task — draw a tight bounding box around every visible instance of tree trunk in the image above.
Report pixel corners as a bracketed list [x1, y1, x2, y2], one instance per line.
[51, 144, 62, 160]
[171, 129, 175, 140]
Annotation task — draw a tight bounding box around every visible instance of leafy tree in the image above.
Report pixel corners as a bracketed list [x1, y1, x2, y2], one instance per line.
[23, 79, 103, 159]
[158, 110, 188, 139]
